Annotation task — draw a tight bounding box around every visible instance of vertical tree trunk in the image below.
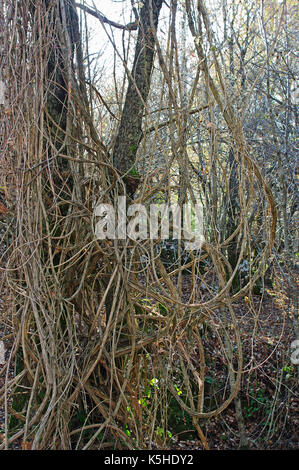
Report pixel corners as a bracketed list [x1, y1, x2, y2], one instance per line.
[105, 0, 163, 322]
[112, 0, 163, 177]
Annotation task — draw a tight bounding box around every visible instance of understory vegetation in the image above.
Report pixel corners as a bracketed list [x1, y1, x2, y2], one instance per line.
[0, 0, 298, 450]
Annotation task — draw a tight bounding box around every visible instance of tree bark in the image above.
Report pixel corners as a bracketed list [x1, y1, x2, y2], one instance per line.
[112, 0, 163, 177]
[105, 0, 163, 322]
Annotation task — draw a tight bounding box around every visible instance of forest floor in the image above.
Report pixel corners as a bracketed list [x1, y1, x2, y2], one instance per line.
[0, 283, 298, 450]
[169, 294, 298, 450]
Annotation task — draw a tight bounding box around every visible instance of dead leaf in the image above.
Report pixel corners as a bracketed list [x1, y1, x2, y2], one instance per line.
[22, 440, 33, 450]
[0, 201, 7, 216]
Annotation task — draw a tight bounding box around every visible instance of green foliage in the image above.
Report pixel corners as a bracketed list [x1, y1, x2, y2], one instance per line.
[128, 166, 139, 177]
[205, 375, 216, 385]
[128, 144, 138, 154]
[9, 348, 29, 431]
[124, 424, 131, 437]
[155, 426, 173, 441]
[244, 384, 271, 419]
[167, 394, 195, 437]
[281, 364, 295, 380]
[158, 302, 167, 316]
[149, 377, 159, 388]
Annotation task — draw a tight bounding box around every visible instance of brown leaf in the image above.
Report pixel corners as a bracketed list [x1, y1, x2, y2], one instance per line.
[22, 440, 33, 450]
[0, 201, 8, 216]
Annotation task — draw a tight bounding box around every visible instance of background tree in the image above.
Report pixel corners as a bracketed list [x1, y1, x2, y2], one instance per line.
[0, 0, 297, 450]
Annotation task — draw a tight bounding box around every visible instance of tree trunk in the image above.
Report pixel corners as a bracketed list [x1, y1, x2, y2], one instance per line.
[112, 0, 163, 177]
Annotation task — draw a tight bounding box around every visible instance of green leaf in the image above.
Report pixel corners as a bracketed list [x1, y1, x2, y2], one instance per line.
[158, 303, 167, 316]
[128, 166, 139, 176]
[150, 377, 159, 388]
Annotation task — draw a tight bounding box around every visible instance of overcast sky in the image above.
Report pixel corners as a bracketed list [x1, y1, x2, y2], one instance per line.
[80, 0, 139, 72]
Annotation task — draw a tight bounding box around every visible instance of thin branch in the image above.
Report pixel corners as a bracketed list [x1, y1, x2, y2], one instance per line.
[74, 3, 138, 31]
